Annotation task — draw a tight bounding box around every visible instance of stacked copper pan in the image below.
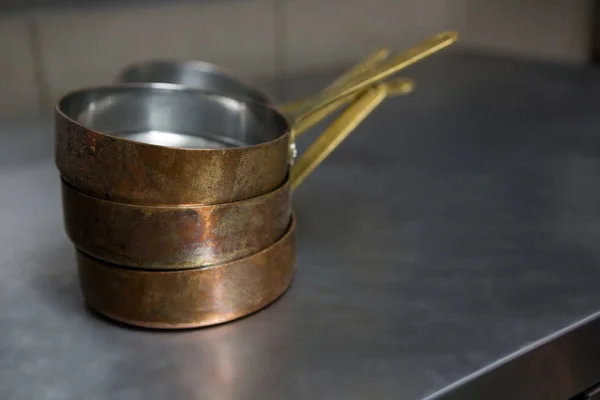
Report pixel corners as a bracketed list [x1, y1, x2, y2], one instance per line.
[55, 31, 457, 329]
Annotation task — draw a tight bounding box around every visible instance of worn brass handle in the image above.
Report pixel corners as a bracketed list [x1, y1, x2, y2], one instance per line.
[278, 48, 391, 115]
[293, 77, 414, 137]
[287, 31, 457, 123]
[330, 48, 391, 88]
[290, 84, 388, 189]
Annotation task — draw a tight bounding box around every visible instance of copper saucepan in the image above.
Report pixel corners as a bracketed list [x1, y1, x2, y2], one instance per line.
[62, 178, 291, 269]
[77, 216, 297, 329]
[62, 85, 388, 269]
[56, 85, 291, 205]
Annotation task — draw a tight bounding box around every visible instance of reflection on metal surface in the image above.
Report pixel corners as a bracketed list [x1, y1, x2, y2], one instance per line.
[163, 311, 294, 400]
[121, 130, 245, 148]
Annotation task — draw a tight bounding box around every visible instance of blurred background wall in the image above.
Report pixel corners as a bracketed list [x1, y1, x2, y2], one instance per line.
[0, 0, 593, 119]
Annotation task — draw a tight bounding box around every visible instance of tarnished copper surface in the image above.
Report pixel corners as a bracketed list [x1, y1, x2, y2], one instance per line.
[62, 178, 291, 269]
[77, 217, 296, 329]
[55, 109, 290, 206]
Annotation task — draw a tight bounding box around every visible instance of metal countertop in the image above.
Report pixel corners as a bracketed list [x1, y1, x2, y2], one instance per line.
[2, 52, 600, 399]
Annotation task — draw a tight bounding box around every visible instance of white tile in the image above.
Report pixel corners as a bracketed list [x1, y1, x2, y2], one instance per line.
[0, 15, 40, 119]
[282, 0, 457, 74]
[34, 0, 277, 103]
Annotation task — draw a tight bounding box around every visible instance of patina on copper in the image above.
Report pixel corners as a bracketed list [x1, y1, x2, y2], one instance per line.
[77, 217, 296, 329]
[62, 177, 291, 269]
[55, 85, 291, 206]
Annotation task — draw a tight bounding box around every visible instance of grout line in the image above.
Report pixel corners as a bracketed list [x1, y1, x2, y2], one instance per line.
[589, 0, 599, 64]
[26, 15, 52, 123]
[273, 0, 288, 100]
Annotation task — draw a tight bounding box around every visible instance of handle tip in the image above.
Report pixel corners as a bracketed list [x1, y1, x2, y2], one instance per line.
[385, 78, 416, 96]
[437, 30, 459, 43]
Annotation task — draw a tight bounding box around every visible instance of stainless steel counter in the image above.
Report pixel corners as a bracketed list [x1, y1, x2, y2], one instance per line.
[2, 52, 600, 399]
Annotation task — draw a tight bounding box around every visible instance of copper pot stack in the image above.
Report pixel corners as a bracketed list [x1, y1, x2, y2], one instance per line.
[55, 32, 457, 329]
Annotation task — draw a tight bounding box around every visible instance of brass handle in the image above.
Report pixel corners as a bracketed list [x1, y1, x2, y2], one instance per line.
[288, 31, 457, 123]
[293, 77, 414, 138]
[386, 78, 417, 95]
[279, 48, 390, 115]
[290, 84, 388, 190]
[329, 48, 391, 88]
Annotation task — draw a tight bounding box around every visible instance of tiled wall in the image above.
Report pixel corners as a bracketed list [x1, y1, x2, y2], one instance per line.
[459, 0, 593, 64]
[0, 15, 41, 119]
[0, 0, 592, 119]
